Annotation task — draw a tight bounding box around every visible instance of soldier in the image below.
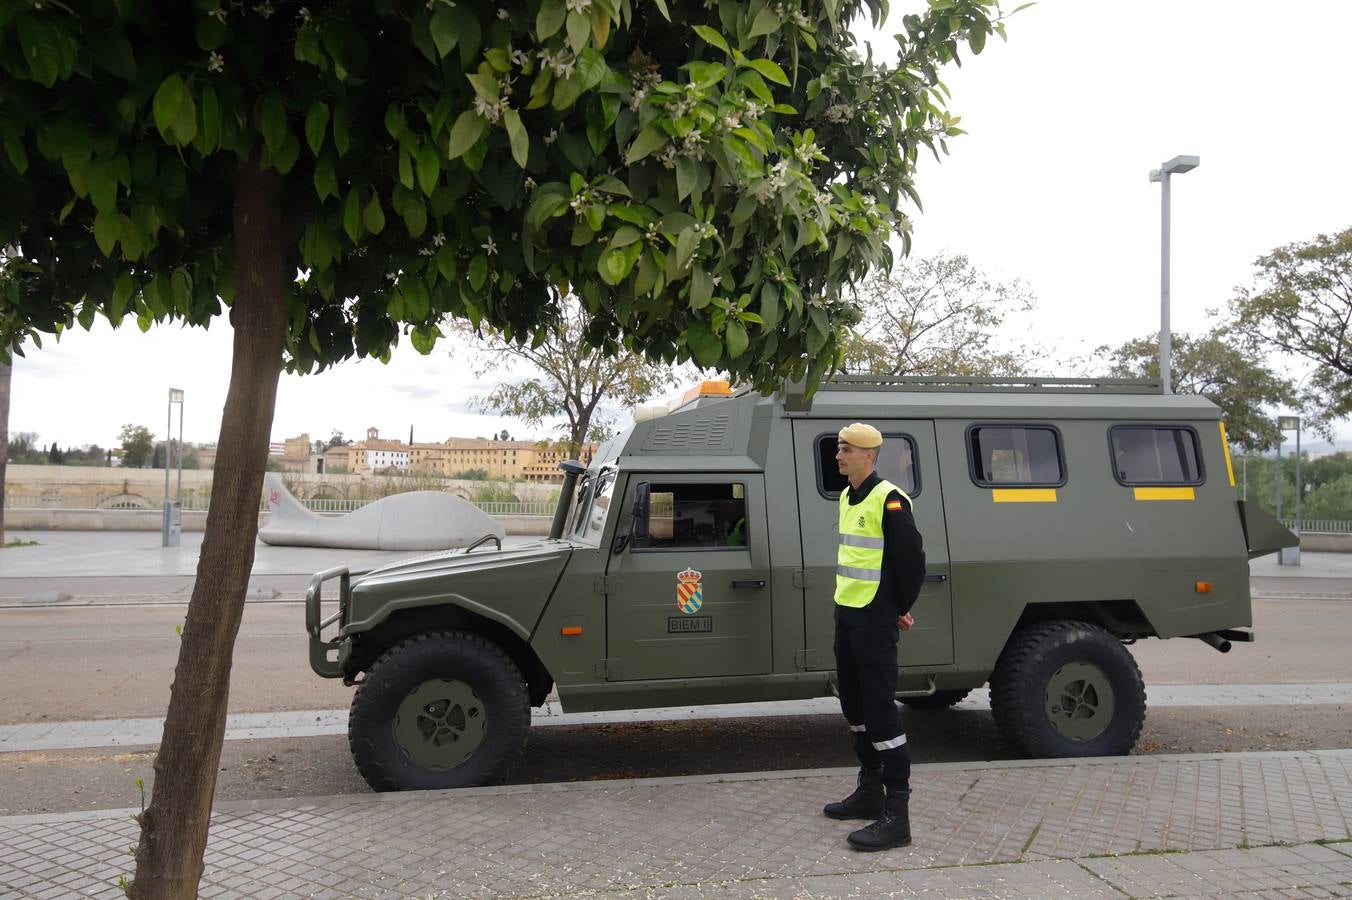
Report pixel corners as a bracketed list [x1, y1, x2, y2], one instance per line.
[824, 422, 926, 851]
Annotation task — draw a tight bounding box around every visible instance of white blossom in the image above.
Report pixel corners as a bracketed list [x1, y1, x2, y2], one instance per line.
[418, 247, 434, 256]
[543, 128, 558, 145]
[253, 1, 275, 18]
[524, 176, 537, 190]
[473, 96, 503, 123]
[794, 141, 819, 164]
[386, 272, 398, 282]
[481, 237, 498, 255]
[824, 103, 853, 124]
[298, 7, 312, 23]
[208, 7, 228, 23]
[207, 52, 224, 73]
[498, 7, 510, 18]
[510, 48, 530, 67]
[432, 232, 446, 246]
[565, 0, 591, 12]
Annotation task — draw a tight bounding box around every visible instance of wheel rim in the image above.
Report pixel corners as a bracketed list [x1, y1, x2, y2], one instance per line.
[1043, 662, 1115, 742]
[393, 678, 487, 770]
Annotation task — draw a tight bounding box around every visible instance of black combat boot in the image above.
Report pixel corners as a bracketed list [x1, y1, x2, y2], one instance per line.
[846, 787, 911, 851]
[822, 768, 885, 820]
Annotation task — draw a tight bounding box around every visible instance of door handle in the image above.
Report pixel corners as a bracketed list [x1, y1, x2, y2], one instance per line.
[732, 579, 767, 589]
[923, 573, 947, 583]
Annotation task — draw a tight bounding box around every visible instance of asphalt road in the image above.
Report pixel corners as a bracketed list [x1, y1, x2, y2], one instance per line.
[2, 596, 1350, 725]
[2, 592, 1351, 815]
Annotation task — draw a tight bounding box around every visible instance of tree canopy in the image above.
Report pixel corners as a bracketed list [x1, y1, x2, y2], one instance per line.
[1097, 328, 1299, 451]
[1, 0, 1005, 390]
[837, 252, 1035, 377]
[1230, 227, 1352, 429]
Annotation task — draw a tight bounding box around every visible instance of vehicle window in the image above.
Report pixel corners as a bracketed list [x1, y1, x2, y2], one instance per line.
[633, 482, 747, 550]
[1110, 426, 1203, 485]
[572, 467, 616, 543]
[814, 433, 919, 498]
[968, 425, 1064, 486]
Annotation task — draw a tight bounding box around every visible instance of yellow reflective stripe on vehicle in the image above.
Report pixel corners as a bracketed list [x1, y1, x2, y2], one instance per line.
[991, 489, 1058, 503]
[1133, 487, 1196, 501]
[837, 564, 882, 581]
[840, 533, 885, 549]
[1220, 421, 1236, 487]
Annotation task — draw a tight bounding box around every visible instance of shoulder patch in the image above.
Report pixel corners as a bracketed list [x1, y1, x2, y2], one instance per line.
[885, 499, 904, 512]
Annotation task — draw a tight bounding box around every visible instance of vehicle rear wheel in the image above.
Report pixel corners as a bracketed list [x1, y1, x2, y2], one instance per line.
[989, 620, 1145, 758]
[899, 688, 972, 710]
[348, 631, 530, 792]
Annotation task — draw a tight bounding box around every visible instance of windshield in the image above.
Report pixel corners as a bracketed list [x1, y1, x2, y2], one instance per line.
[571, 466, 617, 545]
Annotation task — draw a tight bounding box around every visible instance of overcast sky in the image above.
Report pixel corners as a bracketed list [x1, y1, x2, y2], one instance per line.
[10, 0, 1352, 450]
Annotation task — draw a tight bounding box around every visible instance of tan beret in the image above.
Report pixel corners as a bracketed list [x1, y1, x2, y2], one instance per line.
[838, 422, 882, 449]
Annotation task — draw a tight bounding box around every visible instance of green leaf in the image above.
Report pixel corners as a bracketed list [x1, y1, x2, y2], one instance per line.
[725, 319, 749, 358]
[625, 125, 668, 164]
[402, 277, 430, 319]
[468, 254, 488, 291]
[305, 101, 330, 156]
[415, 141, 441, 195]
[693, 25, 731, 56]
[599, 247, 629, 285]
[690, 265, 713, 309]
[747, 58, 789, 86]
[272, 131, 300, 173]
[195, 15, 226, 50]
[1, 124, 27, 174]
[403, 198, 427, 238]
[169, 89, 197, 146]
[332, 102, 351, 156]
[363, 193, 386, 235]
[675, 156, 699, 201]
[759, 282, 780, 330]
[686, 320, 722, 367]
[152, 74, 187, 139]
[429, 8, 460, 58]
[17, 17, 62, 87]
[199, 87, 221, 153]
[675, 225, 699, 271]
[485, 48, 511, 72]
[313, 154, 337, 200]
[87, 161, 118, 213]
[436, 244, 457, 281]
[447, 110, 486, 160]
[93, 210, 120, 257]
[384, 104, 406, 140]
[342, 188, 363, 241]
[537, 0, 567, 38]
[566, 10, 591, 53]
[257, 91, 287, 155]
[748, 9, 781, 39]
[607, 225, 642, 249]
[502, 108, 529, 170]
[731, 195, 757, 226]
[398, 148, 414, 189]
[410, 325, 440, 354]
[577, 48, 608, 91]
[111, 273, 134, 319]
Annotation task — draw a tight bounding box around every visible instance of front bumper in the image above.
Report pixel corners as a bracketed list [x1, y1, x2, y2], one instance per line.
[306, 566, 353, 678]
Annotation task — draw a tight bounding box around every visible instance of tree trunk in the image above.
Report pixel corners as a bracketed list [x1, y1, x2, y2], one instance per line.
[131, 160, 288, 898]
[0, 360, 9, 545]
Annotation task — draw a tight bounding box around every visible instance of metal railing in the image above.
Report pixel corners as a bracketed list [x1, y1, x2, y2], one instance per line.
[1280, 518, 1352, 534]
[3, 494, 556, 518]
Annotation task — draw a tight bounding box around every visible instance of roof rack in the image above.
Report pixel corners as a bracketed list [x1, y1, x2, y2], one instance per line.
[781, 375, 1164, 411]
[827, 375, 1164, 394]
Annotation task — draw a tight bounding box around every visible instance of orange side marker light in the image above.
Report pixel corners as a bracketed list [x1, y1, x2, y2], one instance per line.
[561, 626, 584, 636]
[1195, 581, 1213, 594]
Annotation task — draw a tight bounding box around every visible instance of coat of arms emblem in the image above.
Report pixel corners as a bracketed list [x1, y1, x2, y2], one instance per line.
[676, 567, 703, 614]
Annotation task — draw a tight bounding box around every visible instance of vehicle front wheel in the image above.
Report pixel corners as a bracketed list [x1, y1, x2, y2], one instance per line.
[348, 631, 530, 792]
[989, 620, 1145, 758]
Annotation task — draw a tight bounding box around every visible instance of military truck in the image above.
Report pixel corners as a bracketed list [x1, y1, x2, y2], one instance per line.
[306, 376, 1297, 792]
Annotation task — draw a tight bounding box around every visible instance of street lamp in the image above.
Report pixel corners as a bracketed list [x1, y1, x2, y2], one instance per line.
[1276, 415, 1302, 566]
[162, 388, 185, 547]
[1148, 154, 1200, 395]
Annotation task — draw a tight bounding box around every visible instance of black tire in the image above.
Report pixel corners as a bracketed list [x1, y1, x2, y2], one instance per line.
[899, 689, 972, 710]
[989, 620, 1146, 758]
[348, 631, 530, 792]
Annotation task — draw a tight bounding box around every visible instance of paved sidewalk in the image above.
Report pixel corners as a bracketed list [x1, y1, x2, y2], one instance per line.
[3, 750, 1350, 897]
[7, 682, 1352, 754]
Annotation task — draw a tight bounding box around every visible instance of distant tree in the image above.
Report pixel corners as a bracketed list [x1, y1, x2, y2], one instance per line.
[7, 430, 41, 464]
[119, 424, 155, 469]
[323, 430, 350, 452]
[46, 441, 63, 463]
[1098, 328, 1300, 452]
[152, 440, 200, 470]
[1230, 227, 1352, 430]
[452, 297, 684, 454]
[456, 467, 490, 481]
[838, 253, 1037, 378]
[497, 429, 511, 441]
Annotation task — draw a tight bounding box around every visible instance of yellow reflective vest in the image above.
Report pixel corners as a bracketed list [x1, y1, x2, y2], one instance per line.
[835, 478, 911, 608]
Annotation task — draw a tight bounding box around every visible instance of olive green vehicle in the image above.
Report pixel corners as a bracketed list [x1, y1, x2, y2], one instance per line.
[306, 376, 1297, 792]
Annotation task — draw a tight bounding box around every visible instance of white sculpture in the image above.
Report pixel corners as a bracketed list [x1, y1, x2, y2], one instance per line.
[258, 473, 505, 550]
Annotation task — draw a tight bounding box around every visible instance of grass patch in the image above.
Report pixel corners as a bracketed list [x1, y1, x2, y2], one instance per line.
[3, 538, 38, 547]
[1020, 823, 1041, 855]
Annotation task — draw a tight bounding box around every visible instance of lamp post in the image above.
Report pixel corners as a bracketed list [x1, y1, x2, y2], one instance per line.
[1277, 415, 1301, 566]
[1148, 154, 1200, 395]
[162, 388, 184, 547]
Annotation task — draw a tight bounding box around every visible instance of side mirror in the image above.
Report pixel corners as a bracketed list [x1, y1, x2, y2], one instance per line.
[631, 482, 650, 544]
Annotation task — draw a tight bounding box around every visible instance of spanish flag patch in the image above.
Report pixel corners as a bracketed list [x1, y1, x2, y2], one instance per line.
[886, 499, 904, 512]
